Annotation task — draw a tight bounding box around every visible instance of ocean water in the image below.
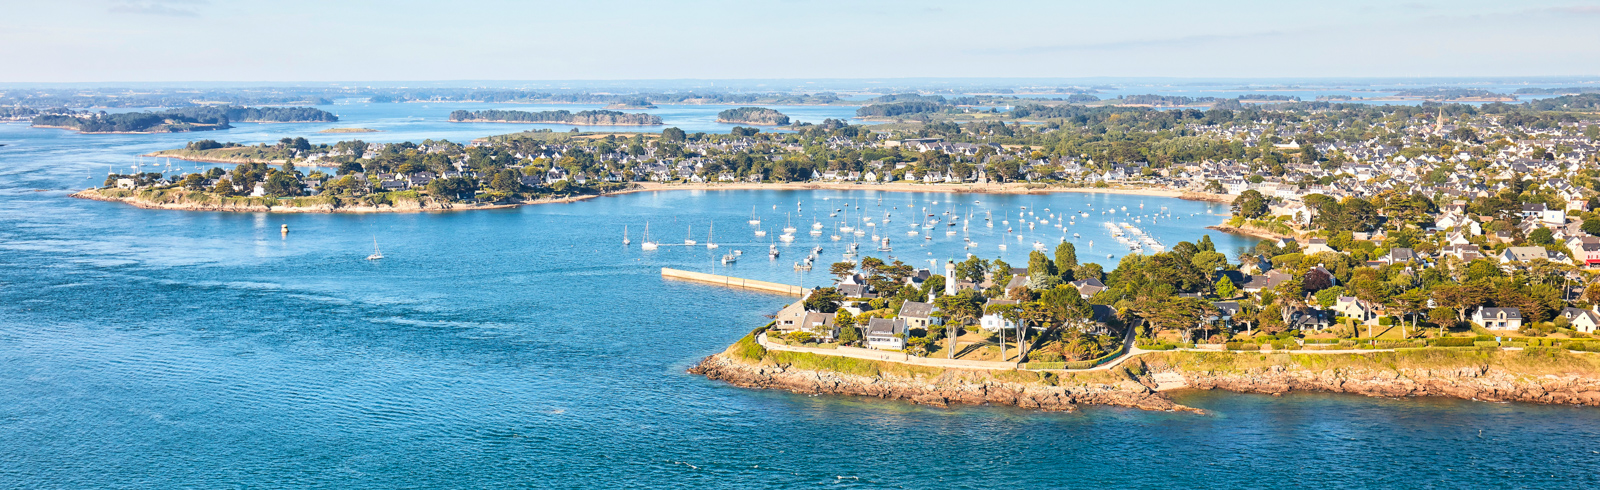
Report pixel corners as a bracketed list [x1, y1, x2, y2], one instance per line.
[2, 112, 1599, 488]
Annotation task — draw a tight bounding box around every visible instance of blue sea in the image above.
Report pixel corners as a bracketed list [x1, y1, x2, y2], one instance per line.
[2, 104, 1598, 488]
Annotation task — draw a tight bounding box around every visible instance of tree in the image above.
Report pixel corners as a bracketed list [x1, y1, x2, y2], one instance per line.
[1039, 285, 1094, 331]
[838, 321, 861, 344]
[1215, 275, 1239, 298]
[1027, 251, 1059, 288]
[955, 256, 988, 284]
[1054, 242, 1078, 274]
[1390, 288, 1428, 338]
[804, 287, 843, 313]
[1529, 227, 1555, 245]
[662, 127, 686, 143]
[1232, 190, 1268, 218]
[933, 290, 983, 358]
[261, 172, 301, 197]
[426, 177, 478, 200]
[490, 170, 523, 193]
[829, 261, 856, 283]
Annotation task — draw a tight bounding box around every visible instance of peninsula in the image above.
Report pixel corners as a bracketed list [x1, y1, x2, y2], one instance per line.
[32, 106, 337, 134]
[716, 107, 790, 126]
[448, 109, 662, 126]
[694, 221, 1600, 411]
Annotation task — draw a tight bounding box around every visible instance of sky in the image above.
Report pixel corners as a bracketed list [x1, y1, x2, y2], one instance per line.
[4, 0, 1600, 82]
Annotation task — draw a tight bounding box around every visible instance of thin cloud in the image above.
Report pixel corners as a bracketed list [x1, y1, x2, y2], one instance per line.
[974, 31, 1287, 56]
[1551, 5, 1600, 14]
[108, 0, 205, 17]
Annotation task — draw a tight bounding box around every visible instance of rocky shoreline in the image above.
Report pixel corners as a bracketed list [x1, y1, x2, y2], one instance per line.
[1147, 357, 1600, 406]
[689, 353, 1192, 412]
[692, 349, 1600, 412]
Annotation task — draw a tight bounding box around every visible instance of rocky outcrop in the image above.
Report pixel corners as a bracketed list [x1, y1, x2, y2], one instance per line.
[1153, 362, 1600, 406]
[689, 354, 1192, 412]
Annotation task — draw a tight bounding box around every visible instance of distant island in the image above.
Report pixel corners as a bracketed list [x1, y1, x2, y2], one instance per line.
[32, 106, 337, 134]
[716, 107, 790, 126]
[448, 109, 663, 126]
[605, 97, 658, 110]
[319, 127, 380, 133]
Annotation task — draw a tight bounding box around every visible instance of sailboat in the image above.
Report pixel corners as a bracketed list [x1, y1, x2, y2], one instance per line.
[366, 238, 384, 260]
[623, 225, 631, 246]
[640, 222, 659, 250]
[782, 213, 796, 234]
[706, 222, 719, 249]
[684, 224, 697, 246]
[747, 207, 760, 225]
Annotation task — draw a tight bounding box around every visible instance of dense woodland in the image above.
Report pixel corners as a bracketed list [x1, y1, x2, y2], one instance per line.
[715, 107, 790, 125]
[31, 106, 336, 133]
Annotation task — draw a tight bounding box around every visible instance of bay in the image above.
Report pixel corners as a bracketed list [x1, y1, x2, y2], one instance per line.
[1, 106, 1596, 488]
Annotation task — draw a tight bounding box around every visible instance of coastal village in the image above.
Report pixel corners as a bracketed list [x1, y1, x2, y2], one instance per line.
[101, 96, 1599, 212]
[89, 95, 1600, 366]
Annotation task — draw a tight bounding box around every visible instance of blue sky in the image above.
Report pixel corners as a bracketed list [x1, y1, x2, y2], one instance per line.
[5, 0, 1600, 82]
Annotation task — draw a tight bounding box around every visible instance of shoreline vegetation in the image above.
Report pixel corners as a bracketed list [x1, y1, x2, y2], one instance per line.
[448, 109, 662, 126]
[71, 187, 605, 213]
[31, 106, 336, 134]
[76, 178, 1234, 214]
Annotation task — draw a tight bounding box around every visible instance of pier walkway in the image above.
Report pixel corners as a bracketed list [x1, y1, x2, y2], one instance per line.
[660, 268, 806, 296]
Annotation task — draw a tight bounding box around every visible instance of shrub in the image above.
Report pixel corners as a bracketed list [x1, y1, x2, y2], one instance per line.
[1474, 341, 1501, 348]
[1429, 337, 1476, 347]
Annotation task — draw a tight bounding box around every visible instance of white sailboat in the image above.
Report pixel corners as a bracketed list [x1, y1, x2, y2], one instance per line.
[623, 225, 631, 246]
[640, 222, 659, 250]
[366, 237, 384, 260]
[706, 222, 719, 249]
[684, 224, 697, 246]
[782, 213, 796, 234]
[747, 206, 761, 225]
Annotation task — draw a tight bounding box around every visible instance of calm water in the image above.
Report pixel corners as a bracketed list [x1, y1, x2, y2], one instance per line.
[2, 111, 1598, 488]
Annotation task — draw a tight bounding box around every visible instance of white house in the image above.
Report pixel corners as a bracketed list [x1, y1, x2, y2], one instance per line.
[864, 318, 906, 350]
[979, 299, 1019, 331]
[1560, 307, 1600, 334]
[1473, 306, 1522, 331]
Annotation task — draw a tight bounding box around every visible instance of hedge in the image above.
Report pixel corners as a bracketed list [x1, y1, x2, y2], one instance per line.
[1303, 338, 1343, 344]
[1373, 340, 1427, 349]
[1503, 342, 1528, 348]
[1474, 341, 1501, 348]
[1269, 341, 1301, 350]
[1026, 362, 1067, 370]
[1226, 343, 1261, 351]
[1429, 337, 1476, 347]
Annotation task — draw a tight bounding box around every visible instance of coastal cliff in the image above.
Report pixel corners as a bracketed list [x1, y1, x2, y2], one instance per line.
[693, 345, 1600, 411]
